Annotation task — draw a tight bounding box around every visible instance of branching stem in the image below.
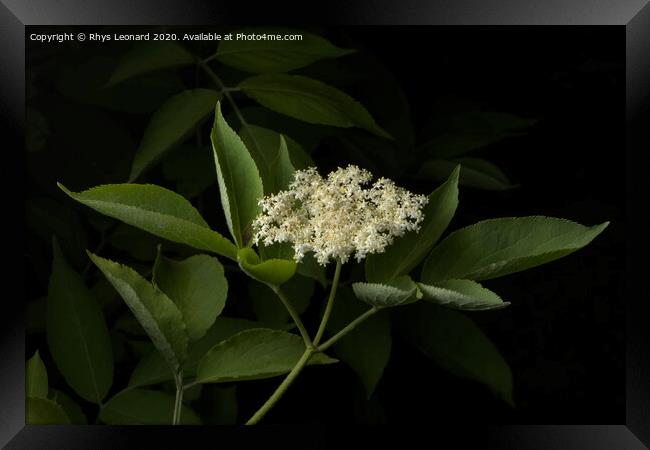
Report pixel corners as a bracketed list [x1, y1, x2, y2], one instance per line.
[172, 369, 184, 425]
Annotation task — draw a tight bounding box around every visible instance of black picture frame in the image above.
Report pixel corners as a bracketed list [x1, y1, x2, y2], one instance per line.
[2, 1, 649, 448]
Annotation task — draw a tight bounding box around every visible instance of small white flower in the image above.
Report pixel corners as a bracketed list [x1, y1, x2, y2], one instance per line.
[252, 165, 428, 266]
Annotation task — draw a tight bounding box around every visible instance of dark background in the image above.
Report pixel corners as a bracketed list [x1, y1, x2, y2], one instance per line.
[25, 26, 625, 424]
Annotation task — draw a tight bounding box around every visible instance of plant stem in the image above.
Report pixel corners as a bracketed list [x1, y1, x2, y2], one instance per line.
[318, 306, 380, 352]
[245, 348, 314, 425]
[196, 58, 248, 128]
[202, 53, 218, 64]
[172, 369, 184, 425]
[313, 259, 342, 346]
[272, 286, 312, 347]
[245, 260, 343, 424]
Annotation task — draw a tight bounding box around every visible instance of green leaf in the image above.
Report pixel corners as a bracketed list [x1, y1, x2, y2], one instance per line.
[162, 144, 217, 199]
[326, 287, 391, 397]
[56, 56, 184, 114]
[238, 105, 335, 153]
[187, 317, 265, 370]
[352, 276, 420, 308]
[26, 197, 88, 270]
[239, 74, 391, 139]
[47, 240, 113, 404]
[26, 350, 48, 399]
[26, 397, 70, 424]
[249, 274, 314, 327]
[109, 41, 195, 86]
[238, 247, 296, 287]
[153, 252, 228, 341]
[353, 54, 415, 149]
[130, 89, 221, 180]
[50, 389, 87, 424]
[418, 279, 510, 311]
[365, 166, 460, 282]
[128, 317, 263, 388]
[396, 302, 513, 405]
[240, 125, 300, 194]
[297, 253, 327, 287]
[216, 28, 354, 74]
[210, 102, 264, 247]
[416, 157, 517, 191]
[128, 350, 175, 389]
[270, 135, 295, 192]
[257, 242, 326, 287]
[99, 389, 201, 425]
[88, 252, 189, 371]
[422, 217, 609, 282]
[195, 329, 337, 384]
[420, 111, 538, 158]
[58, 183, 237, 261]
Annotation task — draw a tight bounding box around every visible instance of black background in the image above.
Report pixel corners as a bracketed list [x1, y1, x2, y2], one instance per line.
[25, 26, 625, 425]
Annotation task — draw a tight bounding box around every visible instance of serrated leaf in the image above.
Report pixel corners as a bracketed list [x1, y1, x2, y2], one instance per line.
[129, 317, 262, 388]
[47, 240, 113, 404]
[195, 329, 337, 384]
[240, 125, 300, 195]
[418, 279, 509, 311]
[58, 183, 237, 261]
[238, 247, 296, 287]
[240, 74, 391, 139]
[211, 102, 264, 247]
[365, 166, 460, 282]
[26, 397, 70, 424]
[352, 276, 419, 308]
[326, 287, 391, 397]
[153, 252, 227, 341]
[109, 41, 195, 86]
[396, 302, 513, 405]
[216, 28, 354, 74]
[88, 252, 189, 371]
[416, 157, 517, 191]
[422, 217, 609, 282]
[99, 389, 201, 425]
[49, 389, 87, 424]
[130, 89, 221, 180]
[26, 350, 48, 399]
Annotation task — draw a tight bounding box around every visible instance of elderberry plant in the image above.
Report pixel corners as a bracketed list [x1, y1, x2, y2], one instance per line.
[26, 28, 609, 425]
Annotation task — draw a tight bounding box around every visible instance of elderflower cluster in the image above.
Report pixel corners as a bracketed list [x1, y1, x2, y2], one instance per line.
[252, 165, 428, 266]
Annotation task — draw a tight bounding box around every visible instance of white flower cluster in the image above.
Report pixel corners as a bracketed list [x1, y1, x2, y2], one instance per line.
[252, 165, 428, 266]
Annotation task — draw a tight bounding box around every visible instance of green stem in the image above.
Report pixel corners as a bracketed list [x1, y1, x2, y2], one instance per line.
[202, 53, 218, 64]
[245, 348, 313, 425]
[313, 260, 342, 346]
[172, 369, 184, 425]
[196, 58, 248, 128]
[272, 286, 312, 347]
[318, 306, 380, 352]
